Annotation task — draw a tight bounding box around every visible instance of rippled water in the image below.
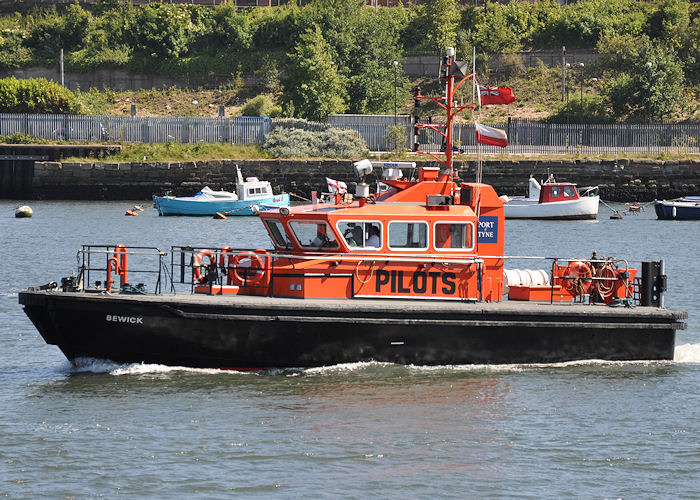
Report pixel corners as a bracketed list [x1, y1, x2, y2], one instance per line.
[2, 200, 699, 497]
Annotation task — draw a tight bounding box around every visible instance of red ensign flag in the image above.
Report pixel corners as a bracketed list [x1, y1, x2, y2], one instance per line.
[478, 85, 516, 106]
[475, 122, 508, 148]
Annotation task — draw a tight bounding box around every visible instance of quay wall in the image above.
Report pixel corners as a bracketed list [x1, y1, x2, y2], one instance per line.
[29, 158, 700, 202]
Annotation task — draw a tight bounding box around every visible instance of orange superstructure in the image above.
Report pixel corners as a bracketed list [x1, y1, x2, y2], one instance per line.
[244, 171, 506, 302]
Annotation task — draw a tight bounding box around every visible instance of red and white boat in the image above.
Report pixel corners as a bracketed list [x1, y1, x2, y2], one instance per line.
[502, 173, 599, 220]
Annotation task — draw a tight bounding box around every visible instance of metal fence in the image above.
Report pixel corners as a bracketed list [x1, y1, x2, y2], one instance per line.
[0, 114, 270, 145]
[1, 113, 698, 155]
[328, 114, 413, 151]
[404, 118, 699, 156]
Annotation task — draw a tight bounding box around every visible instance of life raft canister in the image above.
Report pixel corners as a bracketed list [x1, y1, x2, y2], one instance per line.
[228, 249, 270, 287]
[563, 260, 593, 295]
[193, 249, 217, 284]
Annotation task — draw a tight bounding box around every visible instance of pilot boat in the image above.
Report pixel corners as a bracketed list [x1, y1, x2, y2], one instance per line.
[153, 165, 289, 216]
[502, 173, 599, 220]
[18, 49, 686, 369]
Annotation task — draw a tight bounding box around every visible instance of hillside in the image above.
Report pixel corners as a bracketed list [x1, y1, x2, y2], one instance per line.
[73, 66, 700, 123]
[1, 0, 698, 123]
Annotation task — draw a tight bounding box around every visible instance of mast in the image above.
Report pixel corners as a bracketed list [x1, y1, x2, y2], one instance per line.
[413, 47, 475, 179]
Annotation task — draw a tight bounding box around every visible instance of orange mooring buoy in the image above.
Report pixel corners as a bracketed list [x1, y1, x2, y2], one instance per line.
[125, 210, 139, 216]
[214, 212, 227, 220]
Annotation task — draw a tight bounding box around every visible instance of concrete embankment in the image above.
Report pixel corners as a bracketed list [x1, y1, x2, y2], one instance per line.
[20, 158, 700, 201]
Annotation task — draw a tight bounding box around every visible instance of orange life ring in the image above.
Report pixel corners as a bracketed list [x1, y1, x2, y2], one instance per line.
[229, 249, 269, 286]
[563, 260, 592, 294]
[193, 249, 217, 284]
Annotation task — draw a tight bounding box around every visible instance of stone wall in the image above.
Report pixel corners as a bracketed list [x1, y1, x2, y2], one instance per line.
[31, 158, 700, 201]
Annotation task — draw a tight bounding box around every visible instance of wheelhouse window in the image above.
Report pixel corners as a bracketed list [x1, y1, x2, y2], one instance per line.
[388, 221, 428, 250]
[550, 186, 561, 198]
[563, 186, 576, 197]
[433, 222, 474, 251]
[264, 219, 292, 249]
[337, 221, 382, 249]
[289, 221, 339, 249]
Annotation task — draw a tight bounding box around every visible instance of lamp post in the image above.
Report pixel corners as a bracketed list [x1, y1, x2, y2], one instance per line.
[393, 60, 398, 126]
[565, 62, 570, 125]
[561, 46, 566, 102]
[646, 61, 653, 123]
[578, 62, 584, 123]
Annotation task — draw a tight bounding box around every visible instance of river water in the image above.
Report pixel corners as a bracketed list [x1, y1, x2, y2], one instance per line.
[2, 200, 699, 498]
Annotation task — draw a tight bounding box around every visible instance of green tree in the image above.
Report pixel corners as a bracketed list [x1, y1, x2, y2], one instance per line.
[212, 3, 255, 51]
[401, 4, 431, 54]
[602, 37, 686, 121]
[250, 3, 300, 50]
[254, 54, 282, 95]
[472, 3, 523, 53]
[283, 26, 347, 120]
[646, 0, 689, 46]
[425, 0, 460, 51]
[0, 30, 31, 70]
[294, 0, 365, 70]
[596, 33, 642, 72]
[676, 13, 699, 84]
[132, 4, 199, 59]
[27, 4, 93, 57]
[344, 8, 408, 114]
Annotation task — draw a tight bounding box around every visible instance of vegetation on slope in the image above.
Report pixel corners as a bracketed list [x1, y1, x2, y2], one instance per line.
[0, 0, 697, 122]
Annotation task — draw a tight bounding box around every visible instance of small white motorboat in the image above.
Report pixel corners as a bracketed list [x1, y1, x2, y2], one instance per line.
[501, 174, 599, 220]
[153, 165, 290, 216]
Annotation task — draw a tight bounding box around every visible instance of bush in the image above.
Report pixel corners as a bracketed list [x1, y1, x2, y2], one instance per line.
[263, 126, 368, 158]
[0, 77, 81, 114]
[132, 4, 201, 59]
[384, 124, 408, 154]
[0, 132, 50, 144]
[26, 4, 93, 57]
[0, 30, 31, 70]
[498, 53, 526, 78]
[241, 94, 281, 117]
[544, 94, 612, 123]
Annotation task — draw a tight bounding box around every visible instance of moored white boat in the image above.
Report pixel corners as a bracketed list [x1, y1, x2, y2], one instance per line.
[502, 174, 599, 220]
[153, 165, 290, 216]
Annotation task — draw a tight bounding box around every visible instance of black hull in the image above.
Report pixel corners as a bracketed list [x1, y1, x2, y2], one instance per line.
[19, 291, 686, 368]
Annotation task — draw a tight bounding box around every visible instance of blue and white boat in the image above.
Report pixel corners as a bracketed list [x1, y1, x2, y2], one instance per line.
[153, 166, 290, 216]
[654, 197, 700, 220]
